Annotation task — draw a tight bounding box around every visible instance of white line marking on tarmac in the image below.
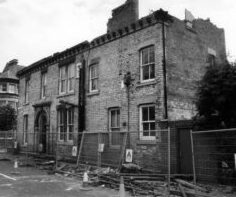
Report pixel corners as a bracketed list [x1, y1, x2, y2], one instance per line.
[0, 173, 17, 181]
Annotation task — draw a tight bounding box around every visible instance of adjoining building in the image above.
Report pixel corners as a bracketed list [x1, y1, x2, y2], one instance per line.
[0, 59, 24, 110]
[16, 0, 226, 172]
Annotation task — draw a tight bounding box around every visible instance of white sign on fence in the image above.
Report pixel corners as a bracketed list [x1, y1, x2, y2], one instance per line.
[98, 143, 104, 153]
[234, 153, 236, 170]
[125, 149, 133, 163]
[72, 146, 77, 157]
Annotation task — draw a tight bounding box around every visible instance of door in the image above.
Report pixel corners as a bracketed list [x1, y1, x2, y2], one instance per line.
[178, 128, 193, 174]
[39, 114, 47, 153]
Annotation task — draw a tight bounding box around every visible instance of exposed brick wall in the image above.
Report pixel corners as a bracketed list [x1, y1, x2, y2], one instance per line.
[166, 17, 227, 120]
[107, 0, 139, 33]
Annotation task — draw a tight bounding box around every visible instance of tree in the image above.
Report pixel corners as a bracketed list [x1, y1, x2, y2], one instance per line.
[194, 63, 236, 129]
[0, 105, 16, 131]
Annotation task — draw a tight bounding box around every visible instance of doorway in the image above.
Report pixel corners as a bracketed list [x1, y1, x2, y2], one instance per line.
[36, 111, 48, 153]
[178, 128, 193, 174]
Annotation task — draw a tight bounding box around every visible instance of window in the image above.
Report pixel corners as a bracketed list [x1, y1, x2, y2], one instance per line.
[59, 64, 75, 94]
[207, 54, 215, 66]
[68, 64, 75, 92]
[9, 84, 16, 94]
[59, 67, 66, 94]
[140, 46, 155, 82]
[58, 108, 74, 142]
[23, 115, 28, 144]
[25, 79, 29, 103]
[0, 83, 7, 92]
[67, 108, 74, 141]
[8, 101, 16, 109]
[109, 108, 120, 146]
[140, 105, 156, 140]
[41, 72, 47, 98]
[89, 64, 98, 92]
[0, 100, 6, 106]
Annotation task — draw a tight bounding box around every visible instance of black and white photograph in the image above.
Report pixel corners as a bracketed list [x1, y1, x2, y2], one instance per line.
[0, 0, 236, 196]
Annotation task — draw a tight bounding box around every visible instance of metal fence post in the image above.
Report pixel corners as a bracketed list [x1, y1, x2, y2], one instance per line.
[97, 132, 101, 168]
[77, 132, 85, 167]
[168, 127, 171, 196]
[190, 129, 196, 185]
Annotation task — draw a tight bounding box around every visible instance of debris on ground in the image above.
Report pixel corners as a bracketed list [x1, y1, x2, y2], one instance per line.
[3, 154, 236, 197]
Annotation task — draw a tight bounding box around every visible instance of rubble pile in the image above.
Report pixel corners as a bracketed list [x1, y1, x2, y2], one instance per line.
[12, 155, 235, 197]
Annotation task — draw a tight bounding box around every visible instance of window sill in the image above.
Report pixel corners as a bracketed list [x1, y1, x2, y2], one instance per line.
[136, 80, 156, 88]
[109, 145, 121, 149]
[57, 92, 75, 98]
[87, 90, 100, 97]
[136, 140, 157, 145]
[57, 141, 73, 145]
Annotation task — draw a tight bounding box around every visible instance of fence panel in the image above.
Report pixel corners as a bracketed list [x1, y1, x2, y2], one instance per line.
[192, 128, 236, 185]
[0, 130, 15, 151]
[77, 129, 171, 173]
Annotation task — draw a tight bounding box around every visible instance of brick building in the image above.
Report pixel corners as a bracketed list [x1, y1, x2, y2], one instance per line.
[17, 0, 226, 171]
[0, 59, 23, 110]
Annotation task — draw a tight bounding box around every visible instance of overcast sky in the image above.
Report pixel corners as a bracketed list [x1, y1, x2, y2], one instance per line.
[0, 0, 235, 71]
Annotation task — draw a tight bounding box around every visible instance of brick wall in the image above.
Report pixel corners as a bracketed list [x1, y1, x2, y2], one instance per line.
[16, 5, 227, 169]
[17, 54, 84, 157]
[166, 17, 227, 120]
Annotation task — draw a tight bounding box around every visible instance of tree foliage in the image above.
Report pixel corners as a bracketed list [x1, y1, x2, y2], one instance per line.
[0, 105, 16, 131]
[194, 63, 236, 129]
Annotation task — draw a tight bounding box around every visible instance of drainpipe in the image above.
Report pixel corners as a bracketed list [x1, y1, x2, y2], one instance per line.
[162, 20, 168, 120]
[124, 72, 132, 148]
[78, 49, 90, 141]
[154, 9, 173, 120]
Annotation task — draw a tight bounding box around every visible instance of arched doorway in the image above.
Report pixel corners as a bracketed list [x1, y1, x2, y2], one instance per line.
[35, 110, 48, 153]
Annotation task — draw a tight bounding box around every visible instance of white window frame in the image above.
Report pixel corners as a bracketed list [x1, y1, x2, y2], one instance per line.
[58, 108, 74, 142]
[67, 108, 74, 141]
[59, 67, 67, 95]
[139, 104, 156, 140]
[109, 108, 120, 147]
[41, 72, 47, 98]
[58, 109, 65, 141]
[89, 64, 99, 92]
[67, 63, 75, 93]
[23, 115, 28, 145]
[59, 64, 75, 95]
[25, 79, 29, 103]
[9, 83, 16, 94]
[140, 46, 155, 83]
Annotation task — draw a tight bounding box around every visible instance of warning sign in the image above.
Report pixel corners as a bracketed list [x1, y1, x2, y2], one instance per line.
[72, 146, 77, 157]
[98, 143, 104, 153]
[125, 149, 133, 163]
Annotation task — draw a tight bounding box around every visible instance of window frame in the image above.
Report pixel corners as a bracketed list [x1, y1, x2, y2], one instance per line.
[59, 64, 75, 95]
[59, 66, 67, 95]
[0, 83, 7, 93]
[9, 83, 16, 94]
[41, 72, 47, 99]
[140, 45, 155, 83]
[25, 79, 30, 103]
[207, 54, 216, 67]
[23, 115, 28, 145]
[58, 107, 74, 143]
[109, 108, 121, 147]
[139, 104, 156, 140]
[89, 63, 99, 92]
[67, 63, 75, 93]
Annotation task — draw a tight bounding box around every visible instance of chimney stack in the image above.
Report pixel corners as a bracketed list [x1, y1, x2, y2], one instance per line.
[107, 0, 139, 33]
